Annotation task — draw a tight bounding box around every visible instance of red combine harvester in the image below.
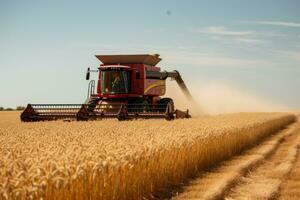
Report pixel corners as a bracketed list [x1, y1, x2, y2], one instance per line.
[21, 54, 193, 121]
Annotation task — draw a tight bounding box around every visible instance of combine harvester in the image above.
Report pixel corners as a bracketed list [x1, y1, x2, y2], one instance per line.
[21, 54, 193, 121]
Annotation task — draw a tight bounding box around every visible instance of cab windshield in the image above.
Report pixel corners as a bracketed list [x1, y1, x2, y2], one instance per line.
[101, 70, 130, 94]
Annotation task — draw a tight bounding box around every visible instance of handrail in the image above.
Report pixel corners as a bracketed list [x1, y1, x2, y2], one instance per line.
[87, 80, 95, 100]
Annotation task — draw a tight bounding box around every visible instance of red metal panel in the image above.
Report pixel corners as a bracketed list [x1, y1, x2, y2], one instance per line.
[144, 79, 166, 96]
[95, 63, 164, 98]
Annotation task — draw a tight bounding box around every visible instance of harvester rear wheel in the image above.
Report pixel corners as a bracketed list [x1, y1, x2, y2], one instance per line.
[157, 98, 174, 112]
[157, 98, 175, 120]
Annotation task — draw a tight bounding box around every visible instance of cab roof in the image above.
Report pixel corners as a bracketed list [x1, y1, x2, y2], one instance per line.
[95, 54, 161, 66]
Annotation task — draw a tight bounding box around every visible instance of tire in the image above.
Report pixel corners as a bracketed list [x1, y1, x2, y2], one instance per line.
[128, 98, 149, 113]
[86, 98, 100, 112]
[157, 98, 174, 112]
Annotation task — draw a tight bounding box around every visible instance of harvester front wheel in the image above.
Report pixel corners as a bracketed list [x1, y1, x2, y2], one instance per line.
[86, 98, 101, 112]
[128, 99, 150, 113]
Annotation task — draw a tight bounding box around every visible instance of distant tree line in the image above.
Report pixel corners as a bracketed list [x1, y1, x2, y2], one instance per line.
[0, 106, 25, 111]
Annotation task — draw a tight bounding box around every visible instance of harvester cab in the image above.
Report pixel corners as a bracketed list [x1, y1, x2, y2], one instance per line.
[21, 54, 193, 122]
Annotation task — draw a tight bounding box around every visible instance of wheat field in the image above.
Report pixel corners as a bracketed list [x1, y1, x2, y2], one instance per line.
[0, 111, 295, 200]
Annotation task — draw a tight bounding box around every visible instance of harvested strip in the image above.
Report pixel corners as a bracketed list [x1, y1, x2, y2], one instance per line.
[171, 121, 299, 200]
[224, 123, 300, 199]
[277, 144, 300, 199]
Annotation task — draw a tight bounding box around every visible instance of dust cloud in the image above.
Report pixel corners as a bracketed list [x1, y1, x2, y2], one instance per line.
[164, 81, 288, 116]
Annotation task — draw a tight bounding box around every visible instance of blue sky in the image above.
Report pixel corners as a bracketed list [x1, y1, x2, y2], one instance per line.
[0, 0, 300, 109]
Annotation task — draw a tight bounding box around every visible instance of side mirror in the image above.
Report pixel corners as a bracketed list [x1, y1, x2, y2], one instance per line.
[86, 67, 90, 80]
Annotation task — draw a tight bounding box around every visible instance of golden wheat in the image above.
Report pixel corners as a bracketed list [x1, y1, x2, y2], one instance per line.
[0, 111, 295, 200]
